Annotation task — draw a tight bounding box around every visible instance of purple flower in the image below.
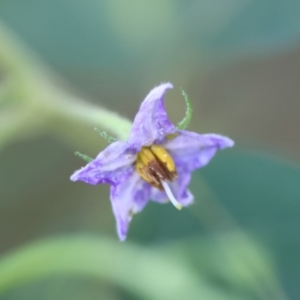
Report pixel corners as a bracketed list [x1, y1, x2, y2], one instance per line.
[71, 83, 234, 241]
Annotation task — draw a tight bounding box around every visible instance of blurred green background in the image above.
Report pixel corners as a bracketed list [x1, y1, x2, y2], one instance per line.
[0, 1, 300, 299]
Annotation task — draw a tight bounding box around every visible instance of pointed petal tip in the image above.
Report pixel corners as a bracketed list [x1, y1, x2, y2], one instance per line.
[159, 82, 173, 89]
[128, 82, 176, 147]
[117, 227, 128, 242]
[202, 133, 235, 149]
[118, 235, 127, 242]
[224, 137, 235, 148]
[70, 172, 78, 182]
[179, 189, 194, 207]
[70, 167, 85, 182]
[147, 82, 174, 100]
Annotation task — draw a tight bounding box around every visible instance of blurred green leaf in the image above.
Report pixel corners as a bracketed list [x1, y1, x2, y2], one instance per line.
[200, 149, 300, 244]
[0, 108, 40, 152]
[157, 233, 286, 300]
[182, 0, 300, 63]
[3, 277, 120, 300]
[0, 235, 248, 300]
[200, 149, 300, 299]
[0, 0, 300, 72]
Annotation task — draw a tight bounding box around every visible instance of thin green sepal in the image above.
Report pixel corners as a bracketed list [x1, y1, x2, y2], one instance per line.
[94, 128, 116, 143]
[177, 88, 193, 130]
[75, 151, 93, 163]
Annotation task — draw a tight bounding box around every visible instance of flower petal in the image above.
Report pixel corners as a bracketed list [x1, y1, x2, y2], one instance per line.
[70, 141, 136, 185]
[150, 170, 194, 207]
[164, 131, 234, 172]
[128, 83, 176, 149]
[110, 172, 151, 241]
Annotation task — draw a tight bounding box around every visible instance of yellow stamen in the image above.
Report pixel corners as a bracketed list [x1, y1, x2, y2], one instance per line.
[138, 147, 156, 166]
[150, 144, 176, 173]
[135, 158, 161, 188]
[135, 146, 181, 209]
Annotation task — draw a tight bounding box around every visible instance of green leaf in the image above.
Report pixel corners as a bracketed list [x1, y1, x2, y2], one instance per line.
[0, 235, 247, 300]
[200, 150, 300, 241]
[157, 233, 285, 300]
[199, 149, 300, 299]
[1, 0, 300, 69]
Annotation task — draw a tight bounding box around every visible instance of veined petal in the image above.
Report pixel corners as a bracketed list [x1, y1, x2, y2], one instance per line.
[128, 83, 176, 149]
[150, 170, 194, 207]
[164, 131, 234, 172]
[110, 172, 151, 241]
[70, 141, 136, 185]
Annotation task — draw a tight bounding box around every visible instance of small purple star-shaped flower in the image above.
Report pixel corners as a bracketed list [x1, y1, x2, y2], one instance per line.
[71, 83, 234, 241]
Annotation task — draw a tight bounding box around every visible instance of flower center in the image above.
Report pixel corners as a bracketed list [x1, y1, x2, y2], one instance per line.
[135, 145, 182, 210]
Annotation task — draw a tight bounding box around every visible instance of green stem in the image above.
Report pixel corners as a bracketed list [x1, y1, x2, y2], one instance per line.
[0, 20, 132, 148]
[43, 90, 132, 141]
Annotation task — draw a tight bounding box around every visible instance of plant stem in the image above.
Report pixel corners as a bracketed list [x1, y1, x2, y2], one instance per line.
[0, 20, 132, 149]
